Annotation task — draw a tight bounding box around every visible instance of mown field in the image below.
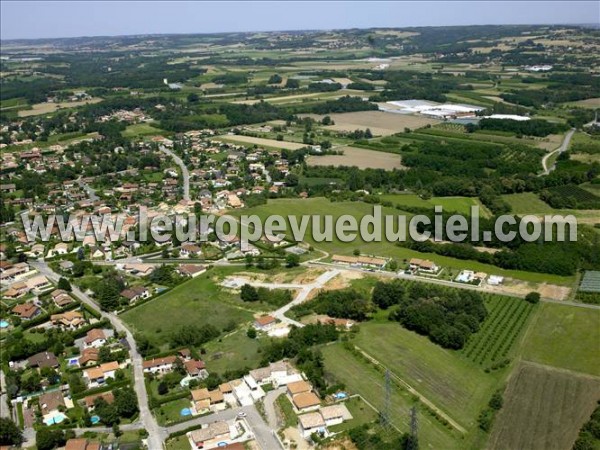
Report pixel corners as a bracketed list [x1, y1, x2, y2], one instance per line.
[321, 343, 463, 450]
[502, 192, 600, 223]
[488, 362, 600, 450]
[234, 197, 576, 285]
[352, 318, 504, 430]
[120, 268, 264, 350]
[306, 146, 403, 170]
[521, 302, 600, 376]
[378, 193, 490, 217]
[214, 134, 306, 150]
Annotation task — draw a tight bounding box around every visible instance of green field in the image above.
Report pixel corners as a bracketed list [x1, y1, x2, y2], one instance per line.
[155, 398, 192, 426]
[328, 396, 378, 432]
[378, 194, 491, 217]
[120, 268, 259, 350]
[122, 123, 166, 138]
[202, 328, 263, 375]
[521, 303, 600, 376]
[352, 320, 502, 430]
[235, 197, 575, 285]
[321, 343, 463, 449]
[502, 192, 600, 221]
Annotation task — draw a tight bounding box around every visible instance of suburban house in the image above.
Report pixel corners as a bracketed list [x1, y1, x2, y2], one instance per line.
[331, 254, 388, 269]
[51, 289, 74, 307]
[12, 302, 41, 320]
[298, 412, 327, 439]
[187, 421, 231, 449]
[408, 258, 439, 273]
[288, 380, 321, 413]
[253, 315, 276, 331]
[319, 404, 350, 426]
[248, 361, 301, 387]
[64, 438, 102, 450]
[120, 285, 150, 303]
[177, 264, 207, 278]
[142, 355, 177, 375]
[83, 361, 119, 388]
[79, 348, 100, 366]
[180, 243, 202, 257]
[54, 243, 69, 255]
[50, 310, 86, 330]
[39, 391, 66, 424]
[83, 391, 115, 410]
[84, 329, 107, 348]
[28, 351, 59, 369]
[184, 359, 209, 380]
[25, 275, 52, 293]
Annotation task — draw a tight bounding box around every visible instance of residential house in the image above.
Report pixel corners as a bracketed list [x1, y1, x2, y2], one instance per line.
[142, 355, 177, 375]
[83, 361, 119, 388]
[51, 289, 74, 307]
[291, 391, 321, 413]
[28, 351, 59, 369]
[177, 264, 207, 278]
[84, 329, 107, 348]
[39, 391, 65, 424]
[298, 412, 327, 439]
[79, 348, 100, 367]
[83, 391, 114, 410]
[50, 311, 85, 330]
[12, 302, 41, 320]
[64, 439, 101, 450]
[320, 404, 350, 426]
[181, 243, 202, 257]
[120, 286, 150, 303]
[408, 258, 439, 273]
[184, 359, 208, 380]
[254, 315, 276, 331]
[25, 275, 52, 293]
[54, 243, 69, 255]
[188, 421, 231, 449]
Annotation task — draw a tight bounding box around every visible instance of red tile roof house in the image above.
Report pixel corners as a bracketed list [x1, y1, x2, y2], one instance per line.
[79, 348, 100, 367]
[184, 359, 208, 380]
[83, 361, 119, 388]
[254, 315, 277, 331]
[11, 302, 41, 320]
[84, 329, 107, 348]
[142, 355, 178, 375]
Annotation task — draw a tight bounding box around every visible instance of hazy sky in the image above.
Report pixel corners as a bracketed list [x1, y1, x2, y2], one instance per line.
[1, 1, 598, 40]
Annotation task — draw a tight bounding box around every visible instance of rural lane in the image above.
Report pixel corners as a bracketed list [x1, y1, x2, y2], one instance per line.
[159, 144, 190, 201]
[541, 128, 575, 175]
[30, 261, 167, 448]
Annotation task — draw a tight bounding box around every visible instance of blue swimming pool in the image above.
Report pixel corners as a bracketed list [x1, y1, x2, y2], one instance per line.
[68, 357, 79, 366]
[180, 408, 192, 417]
[0, 320, 9, 329]
[90, 415, 100, 425]
[334, 392, 348, 399]
[43, 412, 67, 426]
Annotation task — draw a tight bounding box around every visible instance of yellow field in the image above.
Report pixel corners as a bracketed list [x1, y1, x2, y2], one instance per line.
[303, 110, 438, 136]
[18, 98, 102, 117]
[215, 135, 305, 150]
[306, 146, 403, 170]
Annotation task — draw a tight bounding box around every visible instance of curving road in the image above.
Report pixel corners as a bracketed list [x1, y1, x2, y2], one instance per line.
[30, 261, 166, 448]
[541, 128, 575, 175]
[159, 145, 190, 201]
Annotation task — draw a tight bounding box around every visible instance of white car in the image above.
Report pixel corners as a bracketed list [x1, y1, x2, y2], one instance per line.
[237, 411, 247, 418]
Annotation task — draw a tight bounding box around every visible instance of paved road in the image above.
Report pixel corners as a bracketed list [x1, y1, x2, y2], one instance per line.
[541, 128, 575, 175]
[159, 145, 190, 201]
[30, 261, 166, 448]
[263, 387, 286, 430]
[0, 370, 9, 420]
[308, 262, 600, 310]
[77, 177, 100, 202]
[228, 269, 340, 327]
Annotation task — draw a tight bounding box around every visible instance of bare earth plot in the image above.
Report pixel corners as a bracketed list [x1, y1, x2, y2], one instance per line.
[488, 362, 600, 450]
[306, 146, 403, 170]
[215, 135, 306, 150]
[303, 110, 438, 136]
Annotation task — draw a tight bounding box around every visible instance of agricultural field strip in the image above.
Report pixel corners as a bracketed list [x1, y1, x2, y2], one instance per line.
[353, 345, 467, 433]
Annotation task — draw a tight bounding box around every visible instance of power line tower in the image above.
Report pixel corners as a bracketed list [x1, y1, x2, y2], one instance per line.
[409, 406, 419, 450]
[380, 368, 391, 428]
